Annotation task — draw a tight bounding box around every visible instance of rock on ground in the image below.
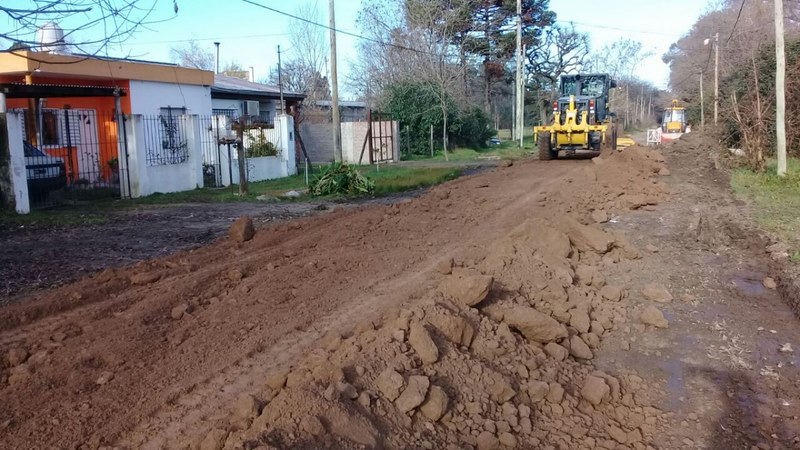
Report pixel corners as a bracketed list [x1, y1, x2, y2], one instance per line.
[375, 368, 405, 401]
[763, 277, 778, 290]
[229, 216, 255, 243]
[439, 269, 493, 307]
[569, 335, 594, 360]
[581, 375, 610, 406]
[408, 322, 439, 365]
[419, 385, 449, 421]
[642, 283, 673, 303]
[503, 306, 567, 343]
[395, 375, 430, 413]
[640, 306, 669, 328]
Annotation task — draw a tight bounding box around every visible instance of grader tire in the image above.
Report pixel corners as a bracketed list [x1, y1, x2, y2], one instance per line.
[538, 132, 557, 161]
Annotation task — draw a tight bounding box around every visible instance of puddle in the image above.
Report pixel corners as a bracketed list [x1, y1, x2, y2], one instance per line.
[732, 275, 767, 297]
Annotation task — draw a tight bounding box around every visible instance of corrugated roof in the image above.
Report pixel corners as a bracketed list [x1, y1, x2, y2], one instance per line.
[211, 74, 304, 100]
[316, 100, 367, 108]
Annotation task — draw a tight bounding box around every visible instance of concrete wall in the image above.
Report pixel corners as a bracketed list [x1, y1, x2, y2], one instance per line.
[128, 80, 212, 116]
[220, 114, 296, 185]
[124, 114, 203, 197]
[302, 121, 400, 165]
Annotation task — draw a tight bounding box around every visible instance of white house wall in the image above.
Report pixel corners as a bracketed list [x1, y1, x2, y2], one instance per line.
[211, 99, 279, 121]
[128, 80, 212, 116]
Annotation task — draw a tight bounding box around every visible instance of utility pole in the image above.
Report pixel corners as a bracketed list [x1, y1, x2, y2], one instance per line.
[329, 0, 342, 162]
[519, 44, 526, 148]
[515, 0, 523, 147]
[700, 70, 705, 129]
[214, 42, 220, 74]
[776, 0, 787, 176]
[278, 45, 285, 115]
[714, 32, 719, 126]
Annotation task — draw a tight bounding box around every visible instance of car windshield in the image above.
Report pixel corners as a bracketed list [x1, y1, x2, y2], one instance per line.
[23, 141, 47, 157]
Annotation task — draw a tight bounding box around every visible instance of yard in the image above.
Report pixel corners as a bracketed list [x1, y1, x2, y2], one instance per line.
[0, 163, 474, 299]
[731, 158, 800, 261]
[402, 136, 536, 162]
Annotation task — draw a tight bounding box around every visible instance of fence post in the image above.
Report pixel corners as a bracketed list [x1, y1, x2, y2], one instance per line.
[236, 120, 248, 195]
[392, 120, 401, 162]
[185, 115, 204, 189]
[0, 112, 30, 214]
[124, 115, 147, 198]
[277, 114, 296, 176]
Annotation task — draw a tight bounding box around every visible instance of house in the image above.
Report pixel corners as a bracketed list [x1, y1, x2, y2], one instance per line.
[211, 75, 303, 125]
[0, 50, 213, 197]
[0, 51, 305, 214]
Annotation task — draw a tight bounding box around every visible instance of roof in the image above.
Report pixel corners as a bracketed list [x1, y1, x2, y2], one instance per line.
[0, 51, 213, 86]
[0, 83, 127, 98]
[211, 75, 304, 101]
[316, 100, 367, 108]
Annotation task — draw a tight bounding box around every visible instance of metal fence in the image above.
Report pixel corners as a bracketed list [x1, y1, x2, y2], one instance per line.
[16, 108, 130, 209]
[142, 113, 190, 166]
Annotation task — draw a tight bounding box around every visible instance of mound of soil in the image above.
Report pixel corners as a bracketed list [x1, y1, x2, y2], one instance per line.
[0, 147, 678, 449]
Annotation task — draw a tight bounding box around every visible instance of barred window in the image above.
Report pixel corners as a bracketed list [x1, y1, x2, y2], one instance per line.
[143, 107, 189, 166]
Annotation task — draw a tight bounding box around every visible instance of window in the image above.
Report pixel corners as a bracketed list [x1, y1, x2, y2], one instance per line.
[41, 111, 61, 146]
[144, 107, 189, 166]
[213, 108, 238, 119]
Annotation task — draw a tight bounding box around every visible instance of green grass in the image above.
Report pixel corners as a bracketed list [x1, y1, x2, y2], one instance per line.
[0, 164, 464, 228]
[403, 137, 535, 162]
[731, 158, 800, 261]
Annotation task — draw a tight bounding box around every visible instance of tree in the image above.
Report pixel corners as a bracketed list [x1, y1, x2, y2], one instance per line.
[265, 2, 332, 121]
[222, 61, 249, 80]
[169, 39, 213, 70]
[527, 24, 590, 123]
[2, 0, 179, 57]
[463, 0, 555, 113]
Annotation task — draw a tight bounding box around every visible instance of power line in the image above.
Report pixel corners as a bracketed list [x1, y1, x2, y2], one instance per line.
[556, 19, 682, 37]
[125, 32, 291, 47]
[725, 0, 747, 45]
[239, 0, 434, 56]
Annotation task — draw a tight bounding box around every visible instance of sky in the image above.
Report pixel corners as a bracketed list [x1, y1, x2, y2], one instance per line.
[1, 0, 716, 94]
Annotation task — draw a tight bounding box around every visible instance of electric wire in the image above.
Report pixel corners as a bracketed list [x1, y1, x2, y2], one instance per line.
[725, 0, 747, 45]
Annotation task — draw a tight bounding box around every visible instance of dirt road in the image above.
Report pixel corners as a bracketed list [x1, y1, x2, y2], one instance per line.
[0, 138, 798, 450]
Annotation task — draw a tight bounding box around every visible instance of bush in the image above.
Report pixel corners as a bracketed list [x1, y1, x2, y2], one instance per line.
[451, 106, 496, 149]
[246, 133, 279, 158]
[309, 163, 375, 196]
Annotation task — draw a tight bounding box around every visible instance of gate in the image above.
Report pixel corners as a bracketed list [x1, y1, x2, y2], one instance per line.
[199, 115, 233, 188]
[357, 111, 397, 164]
[18, 108, 131, 208]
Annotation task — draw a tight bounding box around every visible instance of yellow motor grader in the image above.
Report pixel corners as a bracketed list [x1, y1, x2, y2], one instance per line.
[534, 74, 619, 160]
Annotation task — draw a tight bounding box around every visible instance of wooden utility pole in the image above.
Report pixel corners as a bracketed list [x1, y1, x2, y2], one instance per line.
[329, 0, 342, 162]
[714, 32, 719, 126]
[776, 0, 787, 176]
[236, 120, 248, 195]
[700, 70, 705, 129]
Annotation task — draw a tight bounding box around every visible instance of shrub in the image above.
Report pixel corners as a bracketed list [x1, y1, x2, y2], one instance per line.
[309, 162, 375, 196]
[246, 132, 279, 158]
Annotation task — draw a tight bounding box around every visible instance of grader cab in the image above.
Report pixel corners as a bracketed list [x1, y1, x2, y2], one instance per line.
[534, 74, 619, 160]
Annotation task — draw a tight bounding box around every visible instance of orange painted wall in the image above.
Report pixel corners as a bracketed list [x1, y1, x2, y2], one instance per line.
[2, 77, 131, 182]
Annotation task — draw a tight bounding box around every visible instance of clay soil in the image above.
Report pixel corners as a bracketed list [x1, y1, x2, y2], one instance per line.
[1, 137, 799, 450]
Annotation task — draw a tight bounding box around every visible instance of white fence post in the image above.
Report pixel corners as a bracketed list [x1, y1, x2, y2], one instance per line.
[4, 112, 30, 214]
[277, 114, 297, 176]
[185, 114, 204, 189]
[124, 114, 147, 198]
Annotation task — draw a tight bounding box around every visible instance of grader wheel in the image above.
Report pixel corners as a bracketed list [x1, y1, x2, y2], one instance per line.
[538, 132, 558, 161]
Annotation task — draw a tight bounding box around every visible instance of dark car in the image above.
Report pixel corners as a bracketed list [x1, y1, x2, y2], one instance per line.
[488, 137, 502, 146]
[24, 141, 67, 194]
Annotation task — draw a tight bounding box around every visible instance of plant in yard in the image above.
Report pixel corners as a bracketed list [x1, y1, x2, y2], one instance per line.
[246, 132, 279, 158]
[309, 163, 375, 196]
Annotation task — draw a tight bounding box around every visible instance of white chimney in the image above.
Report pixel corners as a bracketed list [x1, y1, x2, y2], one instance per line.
[37, 22, 67, 53]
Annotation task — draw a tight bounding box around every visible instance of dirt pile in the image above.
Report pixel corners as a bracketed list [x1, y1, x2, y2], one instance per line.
[169, 148, 673, 450]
